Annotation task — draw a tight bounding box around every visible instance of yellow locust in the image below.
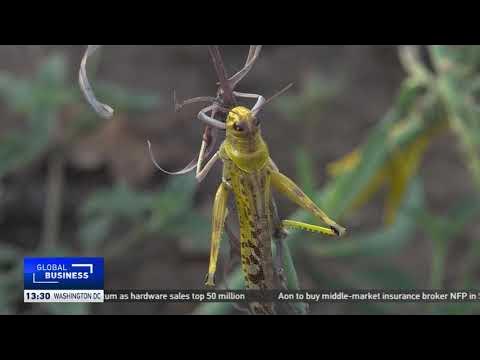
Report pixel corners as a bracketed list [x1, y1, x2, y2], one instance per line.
[196, 99, 346, 314]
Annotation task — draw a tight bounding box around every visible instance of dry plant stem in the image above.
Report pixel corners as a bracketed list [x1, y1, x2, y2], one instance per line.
[174, 95, 218, 112]
[208, 46, 235, 106]
[79, 45, 114, 119]
[229, 46, 262, 87]
[42, 150, 65, 249]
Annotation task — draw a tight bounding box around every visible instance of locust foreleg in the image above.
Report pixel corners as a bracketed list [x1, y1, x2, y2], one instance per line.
[196, 152, 219, 183]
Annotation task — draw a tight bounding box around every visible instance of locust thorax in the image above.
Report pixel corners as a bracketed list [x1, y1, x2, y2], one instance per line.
[223, 106, 269, 173]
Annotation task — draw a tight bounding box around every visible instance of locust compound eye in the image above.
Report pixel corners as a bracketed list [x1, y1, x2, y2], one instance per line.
[233, 123, 244, 132]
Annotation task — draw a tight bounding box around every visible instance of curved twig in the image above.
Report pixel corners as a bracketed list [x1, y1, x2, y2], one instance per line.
[79, 45, 114, 119]
[174, 91, 218, 112]
[147, 124, 219, 176]
[198, 105, 227, 130]
[147, 140, 198, 175]
[228, 45, 263, 90]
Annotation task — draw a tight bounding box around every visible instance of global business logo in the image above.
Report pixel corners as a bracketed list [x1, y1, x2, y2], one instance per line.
[24, 257, 104, 290]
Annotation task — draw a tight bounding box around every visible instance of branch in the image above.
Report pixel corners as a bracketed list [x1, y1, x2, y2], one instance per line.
[208, 46, 236, 106]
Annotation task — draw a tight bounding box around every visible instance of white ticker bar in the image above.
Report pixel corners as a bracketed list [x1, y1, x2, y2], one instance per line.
[24, 290, 104, 303]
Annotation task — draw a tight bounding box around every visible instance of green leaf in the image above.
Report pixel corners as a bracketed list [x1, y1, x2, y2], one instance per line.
[410, 195, 480, 243]
[398, 46, 433, 85]
[295, 147, 316, 198]
[320, 110, 398, 217]
[284, 81, 437, 250]
[394, 79, 428, 119]
[279, 242, 308, 314]
[430, 45, 480, 190]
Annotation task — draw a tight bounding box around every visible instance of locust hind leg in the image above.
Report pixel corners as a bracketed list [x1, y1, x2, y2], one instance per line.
[282, 220, 338, 236]
[270, 165, 346, 237]
[205, 182, 230, 287]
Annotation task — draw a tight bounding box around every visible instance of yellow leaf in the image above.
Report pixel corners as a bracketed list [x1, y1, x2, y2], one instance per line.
[327, 149, 361, 177]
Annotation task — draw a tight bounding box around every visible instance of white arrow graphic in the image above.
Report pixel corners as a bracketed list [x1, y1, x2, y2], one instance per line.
[33, 273, 59, 284]
[71, 264, 94, 273]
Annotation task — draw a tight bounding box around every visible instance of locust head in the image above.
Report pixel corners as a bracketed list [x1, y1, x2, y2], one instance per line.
[226, 106, 261, 139]
[223, 105, 269, 172]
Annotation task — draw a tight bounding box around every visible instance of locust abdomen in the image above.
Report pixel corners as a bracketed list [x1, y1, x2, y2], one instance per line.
[230, 165, 277, 314]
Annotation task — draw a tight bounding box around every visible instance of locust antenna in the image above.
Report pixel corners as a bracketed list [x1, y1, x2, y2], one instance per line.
[252, 83, 294, 116]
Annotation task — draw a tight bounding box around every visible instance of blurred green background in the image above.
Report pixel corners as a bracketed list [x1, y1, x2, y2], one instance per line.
[1, 45, 479, 315]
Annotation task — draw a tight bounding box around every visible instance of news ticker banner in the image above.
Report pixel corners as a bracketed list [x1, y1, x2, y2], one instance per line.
[24, 289, 480, 304]
[23, 257, 480, 304]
